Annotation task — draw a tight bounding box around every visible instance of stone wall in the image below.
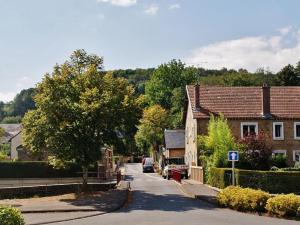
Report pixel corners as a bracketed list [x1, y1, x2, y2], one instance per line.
[0, 183, 115, 199]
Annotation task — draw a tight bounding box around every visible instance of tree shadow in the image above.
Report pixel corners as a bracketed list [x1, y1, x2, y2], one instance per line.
[59, 189, 125, 211]
[120, 189, 217, 213]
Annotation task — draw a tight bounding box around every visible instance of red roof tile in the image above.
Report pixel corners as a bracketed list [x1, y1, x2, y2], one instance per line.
[186, 86, 300, 119]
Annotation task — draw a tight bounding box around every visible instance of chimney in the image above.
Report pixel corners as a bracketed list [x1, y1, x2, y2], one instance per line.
[261, 83, 271, 119]
[194, 84, 200, 111]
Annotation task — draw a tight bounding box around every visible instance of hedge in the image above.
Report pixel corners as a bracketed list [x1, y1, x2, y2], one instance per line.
[210, 168, 300, 194]
[266, 194, 300, 217]
[218, 186, 270, 212]
[218, 186, 300, 218]
[0, 161, 97, 178]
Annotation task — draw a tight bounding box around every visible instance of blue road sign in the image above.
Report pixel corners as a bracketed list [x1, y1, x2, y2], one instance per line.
[228, 151, 239, 161]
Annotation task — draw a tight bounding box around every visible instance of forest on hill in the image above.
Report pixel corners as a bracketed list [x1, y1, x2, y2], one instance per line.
[1, 61, 299, 125]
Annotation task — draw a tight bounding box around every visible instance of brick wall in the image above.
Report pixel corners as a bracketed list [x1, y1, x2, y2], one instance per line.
[197, 118, 300, 166]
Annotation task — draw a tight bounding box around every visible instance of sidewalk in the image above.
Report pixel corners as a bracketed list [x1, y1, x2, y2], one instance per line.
[178, 179, 219, 205]
[0, 181, 130, 213]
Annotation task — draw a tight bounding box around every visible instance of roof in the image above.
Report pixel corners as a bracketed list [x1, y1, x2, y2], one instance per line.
[186, 86, 300, 119]
[0, 124, 22, 143]
[164, 129, 185, 149]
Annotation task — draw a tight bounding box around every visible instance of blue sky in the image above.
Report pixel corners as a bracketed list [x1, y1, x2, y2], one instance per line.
[1, 0, 300, 101]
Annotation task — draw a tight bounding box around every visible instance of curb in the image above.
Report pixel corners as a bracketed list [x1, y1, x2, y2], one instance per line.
[26, 182, 130, 225]
[174, 180, 219, 206]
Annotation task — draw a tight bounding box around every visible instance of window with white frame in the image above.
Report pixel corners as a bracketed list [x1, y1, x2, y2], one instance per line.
[241, 122, 258, 138]
[293, 150, 300, 162]
[294, 122, 300, 140]
[273, 122, 284, 140]
[272, 150, 287, 157]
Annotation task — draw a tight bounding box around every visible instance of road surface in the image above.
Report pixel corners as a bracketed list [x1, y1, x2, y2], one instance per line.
[27, 163, 299, 225]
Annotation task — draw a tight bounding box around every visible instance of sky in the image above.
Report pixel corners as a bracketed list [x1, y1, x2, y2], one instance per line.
[1, 0, 300, 102]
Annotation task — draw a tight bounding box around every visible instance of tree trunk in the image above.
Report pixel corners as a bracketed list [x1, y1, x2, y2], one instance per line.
[82, 166, 88, 192]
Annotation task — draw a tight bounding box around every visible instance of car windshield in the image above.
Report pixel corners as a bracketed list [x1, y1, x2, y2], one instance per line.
[166, 158, 184, 165]
[145, 158, 153, 165]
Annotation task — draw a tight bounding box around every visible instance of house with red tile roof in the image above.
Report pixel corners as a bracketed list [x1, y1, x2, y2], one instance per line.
[185, 84, 300, 169]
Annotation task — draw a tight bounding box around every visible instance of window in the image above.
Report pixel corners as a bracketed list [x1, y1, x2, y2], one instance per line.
[293, 150, 300, 162]
[241, 122, 258, 138]
[272, 150, 287, 157]
[273, 122, 284, 140]
[294, 122, 300, 140]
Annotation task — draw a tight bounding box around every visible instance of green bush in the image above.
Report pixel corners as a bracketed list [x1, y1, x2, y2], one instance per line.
[218, 186, 270, 212]
[210, 168, 300, 194]
[208, 168, 232, 188]
[265, 194, 300, 217]
[0, 161, 97, 178]
[0, 206, 25, 225]
[271, 154, 287, 168]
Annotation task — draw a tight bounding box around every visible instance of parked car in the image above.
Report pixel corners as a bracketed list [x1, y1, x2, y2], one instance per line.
[142, 157, 154, 173]
[162, 157, 188, 180]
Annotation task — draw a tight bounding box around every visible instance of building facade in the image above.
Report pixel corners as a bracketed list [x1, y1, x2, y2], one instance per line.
[185, 84, 300, 167]
[164, 129, 185, 158]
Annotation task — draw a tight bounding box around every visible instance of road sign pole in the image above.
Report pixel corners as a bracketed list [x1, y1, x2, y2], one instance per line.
[232, 160, 235, 186]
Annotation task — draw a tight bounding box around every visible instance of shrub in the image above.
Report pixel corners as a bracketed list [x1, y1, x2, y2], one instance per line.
[208, 168, 232, 188]
[265, 194, 300, 217]
[239, 132, 272, 170]
[210, 168, 300, 194]
[0, 206, 25, 225]
[218, 186, 270, 212]
[271, 154, 287, 168]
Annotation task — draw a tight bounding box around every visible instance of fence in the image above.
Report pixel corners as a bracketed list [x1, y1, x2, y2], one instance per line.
[190, 166, 204, 183]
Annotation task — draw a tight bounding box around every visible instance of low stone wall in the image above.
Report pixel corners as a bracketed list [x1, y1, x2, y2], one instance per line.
[0, 182, 116, 199]
[0, 177, 104, 188]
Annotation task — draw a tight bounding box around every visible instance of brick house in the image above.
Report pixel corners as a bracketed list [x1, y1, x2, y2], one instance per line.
[185, 84, 300, 168]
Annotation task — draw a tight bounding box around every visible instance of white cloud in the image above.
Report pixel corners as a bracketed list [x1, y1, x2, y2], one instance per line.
[144, 5, 159, 15]
[278, 26, 292, 36]
[97, 0, 137, 7]
[0, 92, 16, 103]
[185, 28, 300, 72]
[169, 4, 180, 10]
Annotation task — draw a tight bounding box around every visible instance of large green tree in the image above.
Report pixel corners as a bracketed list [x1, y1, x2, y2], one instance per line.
[145, 60, 196, 128]
[23, 49, 140, 187]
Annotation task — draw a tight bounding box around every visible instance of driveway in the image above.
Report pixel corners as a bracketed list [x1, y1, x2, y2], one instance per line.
[26, 163, 299, 225]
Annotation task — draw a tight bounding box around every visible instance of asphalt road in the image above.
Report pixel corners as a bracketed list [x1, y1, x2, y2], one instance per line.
[29, 163, 299, 225]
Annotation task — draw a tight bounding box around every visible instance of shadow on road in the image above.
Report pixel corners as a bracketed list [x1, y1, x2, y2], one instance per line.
[121, 190, 216, 213]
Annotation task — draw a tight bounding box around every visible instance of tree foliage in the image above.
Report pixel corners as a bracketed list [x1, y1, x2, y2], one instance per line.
[199, 114, 238, 168]
[135, 105, 169, 155]
[276, 64, 300, 86]
[145, 60, 196, 128]
[239, 132, 272, 170]
[22, 49, 140, 186]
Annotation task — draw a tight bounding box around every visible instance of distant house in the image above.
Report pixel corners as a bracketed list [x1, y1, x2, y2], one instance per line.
[164, 129, 185, 158]
[185, 84, 300, 168]
[9, 131, 31, 160]
[0, 124, 22, 144]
